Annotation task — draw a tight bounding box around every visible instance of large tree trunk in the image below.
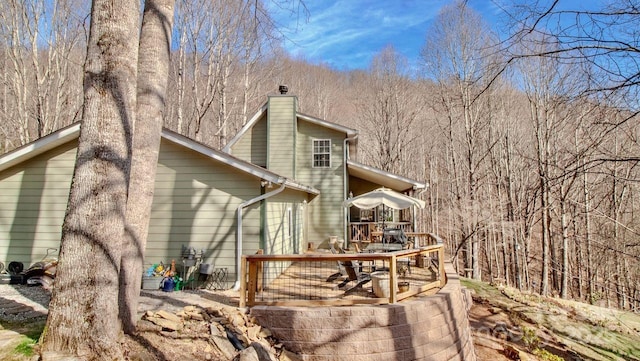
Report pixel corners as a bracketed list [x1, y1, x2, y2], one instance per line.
[41, 0, 139, 359]
[119, 0, 175, 334]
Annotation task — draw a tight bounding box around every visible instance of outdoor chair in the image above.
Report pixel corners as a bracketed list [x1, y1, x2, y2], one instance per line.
[340, 260, 371, 295]
[326, 244, 371, 295]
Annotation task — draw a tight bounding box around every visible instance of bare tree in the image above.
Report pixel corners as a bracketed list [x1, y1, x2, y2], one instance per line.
[164, 0, 281, 148]
[119, 0, 175, 334]
[505, 1, 640, 301]
[421, 1, 501, 279]
[0, 0, 86, 147]
[41, 0, 140, 358]
[512, 34, 578, 296]
[170, 0, 242, 145]
[356, 45, 424, 175]
[508, 1, 640, 100]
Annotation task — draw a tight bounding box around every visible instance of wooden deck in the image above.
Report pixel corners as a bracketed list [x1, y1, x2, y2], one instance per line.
[240, 245, 446, 307]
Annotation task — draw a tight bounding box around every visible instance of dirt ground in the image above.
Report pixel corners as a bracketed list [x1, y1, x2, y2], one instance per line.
[463, 278, 640, 361]
[0, 285, 245, 361]
[120, 331, 225, 361]
[121, 288, 244, 361]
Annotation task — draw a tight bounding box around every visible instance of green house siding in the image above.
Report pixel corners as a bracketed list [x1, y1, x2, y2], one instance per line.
[263, 189, 306, 255]
[0, 138, 267, 283]
[147, 141, 263, 280]
[230, 113, 267, 167]
[261, 189, 306, 284]
[0, 141, 77, 267]
[267, 96, 296, 178]
[295, 121, 346, 245]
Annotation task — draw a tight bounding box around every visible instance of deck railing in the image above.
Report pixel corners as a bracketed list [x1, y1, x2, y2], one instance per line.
[348, 222, 413, 241]
[239, 244, 446, 308]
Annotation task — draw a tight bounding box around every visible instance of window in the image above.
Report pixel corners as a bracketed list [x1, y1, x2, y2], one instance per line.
[313, 139, 331, 167]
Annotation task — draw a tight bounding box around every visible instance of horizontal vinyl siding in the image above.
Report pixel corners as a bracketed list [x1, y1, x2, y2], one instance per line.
[0, 136, 267, 285]
[146, 141, 262, 282]
[267, 96, 295, 178]
[261, 190, 306, 285]
[230, 115, 267, 167]
[296, 121, 346, 245]
[0, 141, 77, 266]
[263, 189, 306, 254]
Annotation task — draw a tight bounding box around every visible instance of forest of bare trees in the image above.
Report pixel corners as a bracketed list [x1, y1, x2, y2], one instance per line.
[1, 0, 638, 314]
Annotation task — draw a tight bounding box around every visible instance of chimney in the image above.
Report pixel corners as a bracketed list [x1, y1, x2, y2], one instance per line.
[278, 85, 288, 95]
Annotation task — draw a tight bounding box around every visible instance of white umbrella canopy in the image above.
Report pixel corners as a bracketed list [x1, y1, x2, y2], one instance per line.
[343, 187, 426, 210]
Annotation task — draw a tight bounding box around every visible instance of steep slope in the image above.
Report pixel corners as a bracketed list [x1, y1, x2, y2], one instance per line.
[463, 278, 640, 361]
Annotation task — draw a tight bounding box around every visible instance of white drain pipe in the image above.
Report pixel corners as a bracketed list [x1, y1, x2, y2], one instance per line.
[232, 179, 286, 290]
[343, 134, 358, 245]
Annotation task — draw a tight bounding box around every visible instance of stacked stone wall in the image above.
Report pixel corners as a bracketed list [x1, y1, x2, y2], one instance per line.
[251, 263, 475, 361]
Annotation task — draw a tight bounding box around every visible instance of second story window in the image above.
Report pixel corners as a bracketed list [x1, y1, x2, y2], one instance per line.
[313, 139, 331, 168]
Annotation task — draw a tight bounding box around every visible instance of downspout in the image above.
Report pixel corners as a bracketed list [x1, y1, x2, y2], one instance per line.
[413, 185, 429, 233]
[233, 178, 286, 290]
[343, 134, 358, 245]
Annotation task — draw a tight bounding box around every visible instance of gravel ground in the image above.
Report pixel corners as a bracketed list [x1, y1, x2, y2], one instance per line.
[0, 283, 239, 324]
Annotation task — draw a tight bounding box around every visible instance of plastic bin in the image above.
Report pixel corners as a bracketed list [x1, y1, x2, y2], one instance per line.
[370, 271, 397, 298]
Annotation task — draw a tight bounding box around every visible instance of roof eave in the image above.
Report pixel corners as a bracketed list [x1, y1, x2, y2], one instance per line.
[222, 103, 267, 153]
[0, 123, 81, 173]
[347, 160, 427, 192]
[296, 113, 357, 137]
[161, 129, 320, 195]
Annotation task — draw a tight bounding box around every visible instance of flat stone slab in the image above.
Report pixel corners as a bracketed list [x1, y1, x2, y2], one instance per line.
[0, 329, 23, 348]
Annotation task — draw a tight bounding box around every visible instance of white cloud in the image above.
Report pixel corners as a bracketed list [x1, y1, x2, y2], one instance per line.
[268, 0, 450, 69]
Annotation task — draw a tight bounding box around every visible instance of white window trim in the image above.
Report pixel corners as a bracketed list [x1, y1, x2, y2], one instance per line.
[312, 139, 331, 168]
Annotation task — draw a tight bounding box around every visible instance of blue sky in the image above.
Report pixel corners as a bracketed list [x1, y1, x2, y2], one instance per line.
[267, 0, 586, 71]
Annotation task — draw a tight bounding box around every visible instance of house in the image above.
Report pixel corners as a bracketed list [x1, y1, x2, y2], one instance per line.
[224, 92, 426, 245]
[0, 90, 425, 288]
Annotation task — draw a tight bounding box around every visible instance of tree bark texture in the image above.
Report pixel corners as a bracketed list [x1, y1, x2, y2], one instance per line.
[41, 0, 139, 359]
[119, 0, 175, 334]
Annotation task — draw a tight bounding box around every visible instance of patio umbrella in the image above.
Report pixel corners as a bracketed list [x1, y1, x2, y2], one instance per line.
[343, 188, 426, 230]
[343, 187, 426, 210]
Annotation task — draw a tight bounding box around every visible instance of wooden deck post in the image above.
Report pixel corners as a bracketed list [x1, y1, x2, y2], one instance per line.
[239, 255, 248, 308]
[256, 249, 264, 292]
[389, 254, 397, 303]
[247, 260, 258, 307]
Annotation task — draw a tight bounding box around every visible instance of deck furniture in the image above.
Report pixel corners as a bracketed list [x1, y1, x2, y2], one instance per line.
[327, 243, 372, 295]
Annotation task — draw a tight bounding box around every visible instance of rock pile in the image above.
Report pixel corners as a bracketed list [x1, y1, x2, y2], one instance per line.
[140, 305, 301, 361]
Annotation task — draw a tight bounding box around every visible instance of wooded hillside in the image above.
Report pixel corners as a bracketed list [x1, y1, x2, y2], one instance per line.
[0, 0, 638, 311]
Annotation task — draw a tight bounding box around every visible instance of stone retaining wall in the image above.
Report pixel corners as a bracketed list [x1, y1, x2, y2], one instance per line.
[251, 262, 476, 361]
